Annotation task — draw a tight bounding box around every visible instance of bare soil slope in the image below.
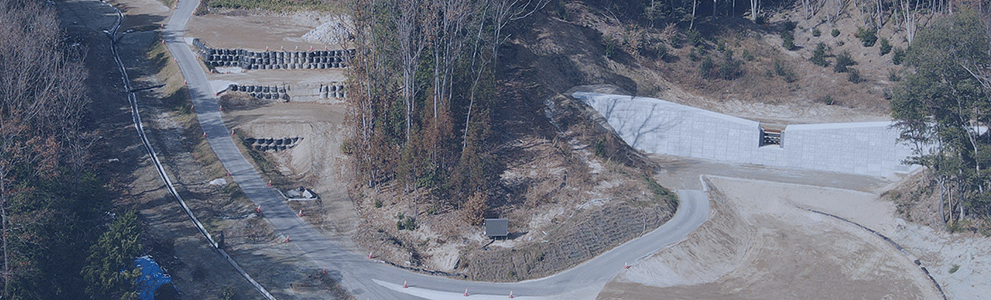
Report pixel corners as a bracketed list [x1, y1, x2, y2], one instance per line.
[599, 177, 940, 299]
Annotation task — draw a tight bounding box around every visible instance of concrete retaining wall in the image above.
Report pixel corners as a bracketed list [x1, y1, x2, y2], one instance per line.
[573, 92, 918, 177]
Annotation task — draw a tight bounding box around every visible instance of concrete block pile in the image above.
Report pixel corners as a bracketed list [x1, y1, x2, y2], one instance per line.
[193, 38, 354, 70]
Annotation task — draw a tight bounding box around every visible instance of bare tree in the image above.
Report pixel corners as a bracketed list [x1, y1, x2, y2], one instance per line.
[394, 0, 429, 143]
[490, 0, 549, 68]
[0, 0, 88, 295]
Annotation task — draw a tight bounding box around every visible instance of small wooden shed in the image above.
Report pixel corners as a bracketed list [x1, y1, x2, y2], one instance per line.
[484, 218, 508, 238]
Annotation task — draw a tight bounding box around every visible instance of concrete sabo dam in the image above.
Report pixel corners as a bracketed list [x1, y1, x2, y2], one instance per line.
[574, 92, 919, 177]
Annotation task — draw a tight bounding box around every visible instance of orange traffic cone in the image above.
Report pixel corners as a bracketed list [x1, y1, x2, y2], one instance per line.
[368, 251, 373, 259]
[284, 235, 290, 243]
[321, 268, 327, 274]
[464, 288, 469, 297]
[509, 290, 514, 298]
[256, 206, 261, 213]
[402, 280, 407, 288]
[202, 132, 206, 138]
[624, 262, 630, 269]
[297, 210, 303, 217]
[267, 180, 272, 187]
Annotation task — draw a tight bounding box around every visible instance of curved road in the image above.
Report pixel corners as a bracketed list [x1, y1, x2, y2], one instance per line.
[162, 2, 710, 299]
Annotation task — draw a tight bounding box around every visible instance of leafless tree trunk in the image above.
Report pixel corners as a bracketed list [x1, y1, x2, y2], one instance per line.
[395, 0, 427, 143]
[490, 0, 548, 68]
[750, 0, 759, 21]
[464, 1, 492, 148]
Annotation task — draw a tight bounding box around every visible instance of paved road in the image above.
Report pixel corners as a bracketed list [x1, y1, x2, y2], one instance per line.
[162, 2, 711, 299]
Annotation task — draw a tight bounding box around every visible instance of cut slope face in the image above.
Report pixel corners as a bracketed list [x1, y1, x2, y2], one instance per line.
[599, 176, 940, 299]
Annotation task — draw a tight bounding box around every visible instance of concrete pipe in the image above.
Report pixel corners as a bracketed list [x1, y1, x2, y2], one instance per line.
[278, 87, 286, 93]
[283, 138, 292, 145]
[228, 84, 237, 90]
[249, 92, 257, 98]
[282, 94, 290, 101]
[246, 138, 256, 144]
[260, 86, 267, 93]
[274, 138, 283, 145]
[321, 92, 328, 98]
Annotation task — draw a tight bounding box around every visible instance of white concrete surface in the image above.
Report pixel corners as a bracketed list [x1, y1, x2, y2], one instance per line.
[574, 92, 919, 177]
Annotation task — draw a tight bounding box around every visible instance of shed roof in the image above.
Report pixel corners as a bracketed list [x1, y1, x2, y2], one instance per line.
[484, 219, 508, 237]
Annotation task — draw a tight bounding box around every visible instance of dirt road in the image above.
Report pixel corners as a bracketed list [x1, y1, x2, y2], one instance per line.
[598, 176, 942, 300]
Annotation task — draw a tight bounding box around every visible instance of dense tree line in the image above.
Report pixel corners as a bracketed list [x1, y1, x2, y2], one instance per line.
[343, 0, 547, 225]
[0, 0, 138, 298]
[891, 7, 991, 229]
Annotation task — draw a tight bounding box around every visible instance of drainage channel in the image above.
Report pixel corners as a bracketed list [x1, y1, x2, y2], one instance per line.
[104, 2, 275, 299]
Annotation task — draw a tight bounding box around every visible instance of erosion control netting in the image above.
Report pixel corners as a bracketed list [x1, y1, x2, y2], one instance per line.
[463, 201, 673, 281]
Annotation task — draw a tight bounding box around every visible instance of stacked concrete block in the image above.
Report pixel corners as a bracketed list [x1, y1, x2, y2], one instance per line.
[193, 39, 355, 70]
[226, 82, 346, 102]
[244, 137, 302, 152]
[573, 92, 919, 177]
[228, 84, 290, 101]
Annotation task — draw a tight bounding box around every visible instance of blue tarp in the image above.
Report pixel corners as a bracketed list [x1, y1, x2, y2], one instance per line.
[135, 255, 171, 300]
